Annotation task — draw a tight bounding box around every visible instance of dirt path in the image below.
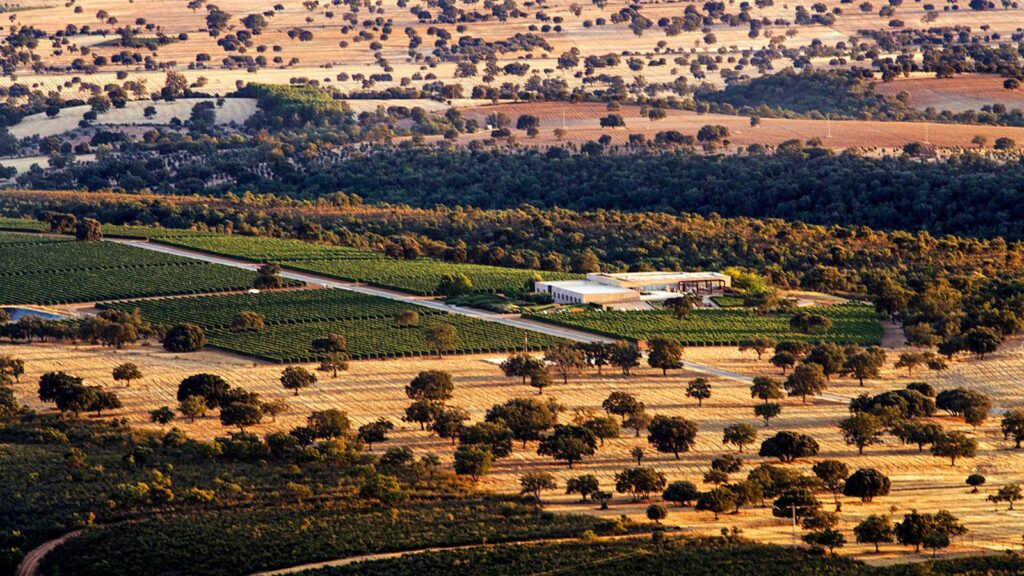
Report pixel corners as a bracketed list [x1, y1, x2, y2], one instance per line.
[15, 530, 82, 576]
[882, 320, 907, 348]
[248, 533, 654, 576]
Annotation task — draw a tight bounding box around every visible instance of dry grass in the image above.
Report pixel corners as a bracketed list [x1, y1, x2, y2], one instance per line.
[873, 74, 1024, 113]
[451, 101, 1024, 151]
[6, 337, 1024, 560]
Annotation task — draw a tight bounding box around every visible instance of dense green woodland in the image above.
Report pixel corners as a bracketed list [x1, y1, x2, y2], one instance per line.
[20, 148, 1024, 240]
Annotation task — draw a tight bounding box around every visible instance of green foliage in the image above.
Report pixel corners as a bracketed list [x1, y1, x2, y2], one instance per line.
[40, 500, 613, 576]
[528, 304, 881, 347]
[157, 235, 579, 296]
[0, 240, 273, 305]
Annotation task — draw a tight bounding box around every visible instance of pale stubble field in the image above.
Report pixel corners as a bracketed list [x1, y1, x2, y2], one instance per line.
[5, 337, 1024, 561]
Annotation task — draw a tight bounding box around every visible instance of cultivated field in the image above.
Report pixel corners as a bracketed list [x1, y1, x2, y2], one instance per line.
[454, 102, 1024, 151]
[7, 337, 1024, 561]
[873, 75, 1024, 113]
[0, 235, 280, 304]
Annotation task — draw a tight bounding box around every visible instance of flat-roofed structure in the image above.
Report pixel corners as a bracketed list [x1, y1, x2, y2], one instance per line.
[534, 279, 640, 305]
[586, 271, 731, 295]
[535, 271, 730, 306]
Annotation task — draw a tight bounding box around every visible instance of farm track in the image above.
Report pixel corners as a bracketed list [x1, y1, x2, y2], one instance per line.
[15, 530, 82, 576]
[105, 238, 762, 384]
[247, 532, 655, 576]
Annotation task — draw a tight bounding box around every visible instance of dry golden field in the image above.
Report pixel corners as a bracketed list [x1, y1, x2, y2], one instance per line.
[6, 336, 1024, 560]
[451, 101, 1024, 151]
[873, 74, 1024, 113]
[1, 0, 1021, 100]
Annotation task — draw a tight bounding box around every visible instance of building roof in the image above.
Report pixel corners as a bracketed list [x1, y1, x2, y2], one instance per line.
[536, 280, 636, 295]
[588, 271, 730, 283]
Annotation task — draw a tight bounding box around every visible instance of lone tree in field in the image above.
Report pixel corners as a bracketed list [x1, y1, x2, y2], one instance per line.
[844, 348, 885, 385]
[647, 337, 683, 375]
[149, 406, 175, 426]
[582, 415, 620, 446]
[755, 402, 782, 427]
[602, 391, 643, 422]
[254, 262, 284, 289]
[895, 510, 966, 554]
[609, 341, 641, 375]
[394, 310, 420, 328]
[544, 342, 585, 383]
[722, 423, 758, 453]
[219, 389, 264, 431]
[486, 397, 560, 448]
[895, 352, 927, 375]
[614, 466, 667, 502]
[262, 398, 288, 422]
[178, 395, 209, 423]
[280, 366, 317, 395]
[357, 418, 395, 451]
[803, 528, 845, 554]
[177, 373, 230, 408]
[501, 353, 544, 385]
[112, 363, 142, 387]
[696, 486, 738, 520]
[230, 311, 266, 333]
[790, 311, 832, 334]
[892, 420, 944, 452]
[931, 431, 978, 466]
[311, 334, 349, 377]
[855, 514, 895, 553]
[685, 378, 712, 407]
[565, 475, 600, 502]
[785, 362, 828, 403]
[812, 460, 850, 511]
[646, 504, 668, 524]
[431, 406, 470, 445]
[663, 480, 699, 507]
[843, 468, 891, 502]
[838, 412, 885, 455]
[0, 355, 23, 383]
[770, 351, 797, 374]
[989, 483, 1024, 510]
[537, 424, 597, 468]
[663, 294, 696, 320]
[965, 474, 986, 493]
[437, 273, 473, 297]
[460, 421, 515, 458]
[740, 337, 775, 360]
[425, 323, 458, 358]
[519, 471, 558, 505]
[163, 323, 207, 352]
[453, 444, 492, 482]
[529, 367, 554, 394]
[406, 370, 454, 402]
[624, 409, 653, 438]
[751, 377, 785, 404]
[759, 431, 819, 463]
[1000, 409, 1024, 448]
[647, 415, 698, 459]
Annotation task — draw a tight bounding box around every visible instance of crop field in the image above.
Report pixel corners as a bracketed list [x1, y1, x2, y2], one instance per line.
[207, 312, 562, 361]
[9, 338, 1024, 560]
[872, 75, 1024, 114]
[156, 234, 580, 295]
[0, 218, 49, 233]
[103, 288, 442, 330]
[0, 239, 282, 305]
[451, 102, 1024, 152]
[527, 303, 882, 346]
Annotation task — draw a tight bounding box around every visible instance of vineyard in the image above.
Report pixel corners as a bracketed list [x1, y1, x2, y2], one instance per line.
[39, 500, 614, 576]
[208, 312, 563, 362]
[102, 289, 442, 330]
[0, 239, 284, 305]
[526, 304, 882, 346]
[306, 537, 1024, 576]
[154, 234, 581, 296]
